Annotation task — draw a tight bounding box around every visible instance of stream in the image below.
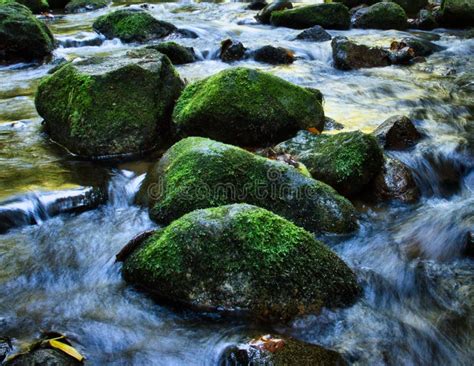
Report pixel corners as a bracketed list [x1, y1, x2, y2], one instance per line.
[0, 1, 473, 365]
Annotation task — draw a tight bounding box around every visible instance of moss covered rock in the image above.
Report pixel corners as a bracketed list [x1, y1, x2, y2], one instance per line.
[270, 3, 350, 30]
[0, 0, 55, 64]
[65, 0, 108, 13]
[123, 203, 360, 319]
[137, 137, 357, 233]
[438, 0, 474, 28]
[275, 131, 384, 197]
[93, 9, 177, 43]
[255, 1, 292, 24]
[147, 42, 196, 65]
[172, 67, 325, 146]
[353, 2, 408, 30]
[15, 0, 48, 13]
[35, 50, 184, 158]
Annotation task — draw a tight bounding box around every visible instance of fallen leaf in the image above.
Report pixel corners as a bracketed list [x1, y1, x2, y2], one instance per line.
[48, 339, 84, 362]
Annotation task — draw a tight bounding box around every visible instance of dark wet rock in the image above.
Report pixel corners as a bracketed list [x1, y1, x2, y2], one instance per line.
[371, 157, 420, 203]
[93, 9, 177, 43]
[413, 9, 439, 30]
[219, 333, 347, 365]
[147, 42, 196, 65]
[400, 37, 444, 57]
[15, 0, 48, 13]
[5, 348, 82, 366]
[255, 1, 292, 24]
[35, 50, 184, 158]
[247, 0, 267, 11]
[174, 28, 199, 39]
[48, 0, 69, 8]
[253, 45, 294, 64]
[331, 36, 391, 70]
[437, 0, 474, 28]
[373, 115, 422, 150]
[324, 117, 344, 131]
[353, 2, 408, 30]
[137, 137, 357, 233]
[65, 0, 108, 13]
[0, 1, 55, 64]
[294, 25, 332, 42]
[389, 44, 415, 65]
[123, 203, 360, 320]
[0, 186, 106, 234]
[0, 337, 12, 363]
[463, 231, 474, 258]
[275, 130, 384, 197]
[220, 39, 246, 62]
[391, 0, 428, 17]
[270, 3, 351, 30]
[172, 67, 325, 146]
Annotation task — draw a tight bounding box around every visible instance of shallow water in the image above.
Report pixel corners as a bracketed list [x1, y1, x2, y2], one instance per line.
[0, 1, 473, 365]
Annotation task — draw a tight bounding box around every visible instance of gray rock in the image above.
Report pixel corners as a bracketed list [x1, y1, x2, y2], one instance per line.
[294, 25, 332, 42]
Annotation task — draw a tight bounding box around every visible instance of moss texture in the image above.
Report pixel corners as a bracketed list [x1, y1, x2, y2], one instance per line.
[438, 0, 474, 28]
[93, 9, 177, 43]
[65, 0, 108, 13]
[275, 131, 384, 197]
[123, 204, 360, 320]
[137, 137, 357, 233]
[147, 42, 196, 65]
[0, 0, 55, 64]
[35, 51, 184, 158]
[172, 67, 325, 146]
[270, 3, 350, 30]
[353, 2, 408, 30]
[15, 0, 48, 13]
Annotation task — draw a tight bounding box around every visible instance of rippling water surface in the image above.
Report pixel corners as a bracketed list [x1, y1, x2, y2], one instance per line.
[0, 1, 473, 365]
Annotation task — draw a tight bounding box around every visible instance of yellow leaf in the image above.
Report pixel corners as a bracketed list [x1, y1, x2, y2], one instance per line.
[48, 339, 84, 362]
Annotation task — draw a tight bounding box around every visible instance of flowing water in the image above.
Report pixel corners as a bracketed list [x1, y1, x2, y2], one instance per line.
[0, 1, 473, 365]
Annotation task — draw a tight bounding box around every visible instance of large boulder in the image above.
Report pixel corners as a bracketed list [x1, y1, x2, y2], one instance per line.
[0, 1, 55, 64]
[35, 50, 184, 158]
[65, 0, 108, 13]
[122, 203, 360, 320]
[270, 3, 351, 30]
[15, 0, 48, 13]
[437, 0, 474, 28]
[332, 36, 391, 70]
[353, 2, 408, 30]
[93, 9, 177, 43]
[137, 137, 357, 233]
[172, 67, 325, 146]
[274, 130, 384, 197]
[256, 1, 292, 24]
[147, 42, 196, 65]
[373, 115, 422, 150]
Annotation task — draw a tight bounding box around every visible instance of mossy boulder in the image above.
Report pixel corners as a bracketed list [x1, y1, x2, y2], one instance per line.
[93, 9, 177, 43]
[353, 2, 408, 30]
[122, 203, 360, 319]
[0, 1, 55, 64]
[15, 0, 48, 13]
[65, 0, 108, 13]
[147, 42, 196, 65]
[270, 3, 351, 30]
[255, 1, 293, 24]
[274, 131, 384, 197]
[35, 50, 184, 158]
[137, 137, 357, 233]
[438, 0, 474, 28]
[172, 67, 325, 146]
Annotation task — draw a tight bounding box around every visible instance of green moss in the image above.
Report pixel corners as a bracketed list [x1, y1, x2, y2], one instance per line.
[15, 0, 49, 13]
[353, 2, 408, 30]
[35, 52, 184, 157]
[270, 3, 351, 30]
[172, 67, 325, 146]
[275, 131, 384, 197]
[147, 42, 196, 65]
[93, 9, 176, 43]
[123, 204, 360, 319]
[137, 136, 357, 233]
[65, 0, 108, 13]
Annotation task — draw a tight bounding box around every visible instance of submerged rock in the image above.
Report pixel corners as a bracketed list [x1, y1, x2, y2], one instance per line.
[220, 39, 246, 62]
[15, 0, 48, 13]
[220, 333, 347, 365]
[123, 203, 360, 319]
[275, 130, 384, 197]
[437, 0, 474, 28]
[373, 115, 422, 150]
[65, 0, 109, 13]
[255, 1, 292, 24]
[172, 67, 325, 146]
[253, 45, 294, 64]
[331, 36, 391, 70]
[147, 42, 196, 65]
[137, 137, 357, 233]
[0, 1, 55, 64]
[270, 3, 351, 30]
[294, 25, 332, 42]
[353, 2, 408, 30]
[93, 9, 177, 43]
[35, 50, 184, 158]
